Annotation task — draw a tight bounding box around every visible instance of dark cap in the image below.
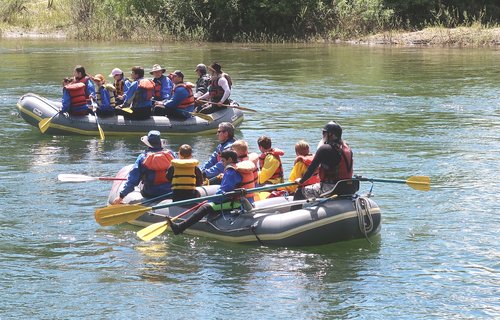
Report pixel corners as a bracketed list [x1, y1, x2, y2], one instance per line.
[172, 70, 184, 78]
[209, 62, 222, 73]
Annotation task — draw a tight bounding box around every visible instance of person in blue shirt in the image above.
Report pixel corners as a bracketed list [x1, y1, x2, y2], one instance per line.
[150, 64, 173, 102]
[202, 122, 236, 181]
[112, 130, 175, 204]
[91, 74, 116, 117]
[166, 150, 256, 235]
[116, 66, 154, 120]
[153, 70, 195, 119]
[61, 77, 90, 116]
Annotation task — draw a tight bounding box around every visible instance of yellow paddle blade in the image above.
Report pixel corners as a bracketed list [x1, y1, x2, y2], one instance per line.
[121, 107, 133, 113]
[136, 221, 168, 241]
[191, 112, 213, 122]
[38, 117, 53, 133]
[94, 204, 152, 226]
[406, 176, 431, 191]
[97, 124, 105, 140]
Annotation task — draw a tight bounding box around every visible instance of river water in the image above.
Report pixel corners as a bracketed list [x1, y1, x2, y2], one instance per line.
[0, 39, 498, 319]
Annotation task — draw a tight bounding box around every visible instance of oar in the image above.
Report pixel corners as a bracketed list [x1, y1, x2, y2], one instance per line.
[38, 112, 59, 133]
[198, 99, 257, 112]
[191, 112, 213, 122]
[120, 107, 133, 113]
[95, 182, 295, 226]
[58, 174, 127, 182]
[354, 175, 430, 191]
[137, 200, 208, 241]
[92, 101, 105, 140]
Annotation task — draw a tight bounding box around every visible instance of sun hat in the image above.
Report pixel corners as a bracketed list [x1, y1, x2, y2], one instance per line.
[208, 62, 222, 73]
[108, 68, 123, 77]
[141, 130, 162, 148]
[92, 74, 105, 83]
[150, 64, 167, 74]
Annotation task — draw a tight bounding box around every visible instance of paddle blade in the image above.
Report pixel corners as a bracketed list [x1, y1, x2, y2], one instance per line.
[38, 117, 53, 133]
[121, 107, 133, 113]
[58, 174, 97, 182]
[137, 221, 168, 241]
[97, 123, 105, 140]
[406, 176, 431, 191]
[95, 204, 152, 226]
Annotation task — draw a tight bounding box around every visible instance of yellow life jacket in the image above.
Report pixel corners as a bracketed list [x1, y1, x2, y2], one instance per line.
[171, 159, 199, 190]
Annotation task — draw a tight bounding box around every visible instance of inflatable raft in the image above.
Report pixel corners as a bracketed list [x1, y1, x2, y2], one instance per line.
[17, 93, 244, 136]
[107, 166, 382, 247]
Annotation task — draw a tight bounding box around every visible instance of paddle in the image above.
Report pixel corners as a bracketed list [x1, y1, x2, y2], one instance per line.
[38, 112, 59, 133]
[91, 100, 105, 140]
[137, 200, 208, 241]
[95, 181, 295, 226]
[58, 174, 127, 182]
[120, 107, 133, 113]
[190, 112, 213, 122]
[354, 175, 430, 191]
[197, 99, 257, 112]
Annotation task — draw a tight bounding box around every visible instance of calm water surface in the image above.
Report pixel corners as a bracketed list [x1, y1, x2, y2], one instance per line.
[0, 39, 498, 319]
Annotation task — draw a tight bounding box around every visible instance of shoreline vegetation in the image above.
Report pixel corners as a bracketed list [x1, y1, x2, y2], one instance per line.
[0, 0, 499, 47]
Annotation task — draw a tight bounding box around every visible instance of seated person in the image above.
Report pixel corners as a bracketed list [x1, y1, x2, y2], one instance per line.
[61, 77, 90, 116]
[257, 135, 285, 185]
[150, 64, 173, 103]
[92, 74, 117, 117]
[154, 70, 195, 119]
[166, 150, 255, 235]
[166, 144, 204, 202]
[116, 66, 154, 120]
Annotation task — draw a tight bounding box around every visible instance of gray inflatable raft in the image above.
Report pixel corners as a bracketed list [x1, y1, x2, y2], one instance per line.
[107, 166, 382, 247]
[17, 93, 244, 136]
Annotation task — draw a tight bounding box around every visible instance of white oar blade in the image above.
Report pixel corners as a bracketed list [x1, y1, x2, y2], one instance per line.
[57, 174, 97, 182]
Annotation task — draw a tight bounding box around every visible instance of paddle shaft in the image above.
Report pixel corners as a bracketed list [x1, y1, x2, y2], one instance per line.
[140, 182, 296, 211]
[355, 177, 427, 186]
[197, 99, 257, 112]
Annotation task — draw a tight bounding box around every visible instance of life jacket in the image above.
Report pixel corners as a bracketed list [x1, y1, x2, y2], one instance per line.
[153, 77, 163, 100]
[65, 82, 88, 114]
[114, 77, 129, 96]
[74, 76, 91, 99]
[173, 83, 195, 109]
[258, 148, 285, 182]
[295, 154, 320, 185]
[319, 141, 353, 182]
[227, 160, 257, 200]
[133, 79, 154, 106]
[208, 74, 231, 103]
[142, 151, 174, 186]
[171, 159, 199, 190]
[96, 84, 116, 109]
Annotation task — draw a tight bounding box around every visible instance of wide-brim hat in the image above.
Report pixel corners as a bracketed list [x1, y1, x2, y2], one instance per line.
[141, 130, 162, 148]
[150, 64, 166, 74]
[208, 62, 222, 73]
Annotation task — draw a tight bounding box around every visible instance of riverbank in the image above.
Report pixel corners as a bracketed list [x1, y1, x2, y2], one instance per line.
[2, 26, 499, 47]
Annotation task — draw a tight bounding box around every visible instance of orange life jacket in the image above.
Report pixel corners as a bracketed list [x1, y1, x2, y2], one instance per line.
[65, 82, 87, 113]
[227, 160, 257, 200]
[142, 151, 174, 185]
[74, 76, 91, 99]
[319, 141, 353, 181]
[135, 79, 154, 103]
[295, 154, 320, 185]
[174, 83, 195, 109]
[258, 148, 285, 181]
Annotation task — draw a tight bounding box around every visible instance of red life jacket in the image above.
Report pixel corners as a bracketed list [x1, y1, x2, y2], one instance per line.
[137, 79, 154, 102]
[74, 76, 91, 99]
[319, 141, 353, 181]
[173, 83, 195, 109]
[258, 148, 285, 181]
[295, 154, 320, 185]
[153, 77, 163, 100]
[142, 151, 174, 185]
[65, 82, 88, 114]
[227, 160, 257, 200]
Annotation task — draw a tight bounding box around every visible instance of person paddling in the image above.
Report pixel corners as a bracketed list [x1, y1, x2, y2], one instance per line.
[112, 130, 175, 204]
[166, 150, 256, 235]
[294, 121, 355, 200]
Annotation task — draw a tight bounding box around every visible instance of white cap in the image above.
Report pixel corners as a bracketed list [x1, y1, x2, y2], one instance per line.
[108, 68, 123, 77]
